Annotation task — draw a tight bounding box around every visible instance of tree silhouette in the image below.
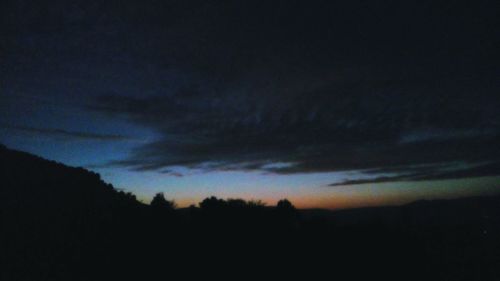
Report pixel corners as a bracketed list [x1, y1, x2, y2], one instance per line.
[150, 192, 176, 210]
[199, 196, 227, 210]
[247, 199, 266, 208]
[227, 198, 248, 208]
[277, 199, 295, 211]
[276, 199, 298, 225]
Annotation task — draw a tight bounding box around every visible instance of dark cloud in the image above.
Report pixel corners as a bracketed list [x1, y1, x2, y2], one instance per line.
[328, 161, 500, 187]
[89, 89, 500, 174]
[3, 125, 132, 142]
[159, 169, 184, 177]
[328, 176, 411, 187]
[2, 1, 500, 179]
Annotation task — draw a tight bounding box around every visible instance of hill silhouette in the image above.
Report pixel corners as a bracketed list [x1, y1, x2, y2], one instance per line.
[1, 144, 500, 280]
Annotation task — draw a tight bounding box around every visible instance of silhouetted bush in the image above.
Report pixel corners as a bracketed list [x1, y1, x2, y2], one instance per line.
[247, 199, 266, 208]
[150, 192, 176, 210]
[277, 199, 295, 210]
[199, 196, 227, 210]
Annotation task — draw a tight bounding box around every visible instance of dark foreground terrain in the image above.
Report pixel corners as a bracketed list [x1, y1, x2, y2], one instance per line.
[1, 144, 500, 280]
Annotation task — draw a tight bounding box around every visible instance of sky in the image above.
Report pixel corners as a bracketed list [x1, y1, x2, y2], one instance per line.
[1, 0, 499, 209]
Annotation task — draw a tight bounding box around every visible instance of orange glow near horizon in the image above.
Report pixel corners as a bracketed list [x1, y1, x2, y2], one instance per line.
[138, 176, 500, 210]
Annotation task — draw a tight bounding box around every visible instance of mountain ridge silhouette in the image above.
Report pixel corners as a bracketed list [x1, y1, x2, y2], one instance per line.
[2, 144, 500, 281]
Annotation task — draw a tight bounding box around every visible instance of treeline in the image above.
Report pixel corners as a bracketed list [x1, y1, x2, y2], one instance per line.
[2, 144, 500, 281]
[146, 193, 300, 235]
[150, 192, 296, 213]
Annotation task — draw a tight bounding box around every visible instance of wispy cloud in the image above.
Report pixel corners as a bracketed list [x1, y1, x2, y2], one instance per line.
[328, 161, 500, 187]
[5, 0, 496, 179]
[88, 90, 500, 176]
[3, 125, 132, 142]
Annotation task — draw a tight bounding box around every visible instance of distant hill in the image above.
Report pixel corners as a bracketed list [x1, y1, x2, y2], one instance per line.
[0, 144, 140, 210]
[301, 195, 500, 227]
[0, 145, 149, 281]
[2, 144, 500, 281]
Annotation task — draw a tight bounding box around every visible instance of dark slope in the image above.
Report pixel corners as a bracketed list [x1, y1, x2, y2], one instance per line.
[0, 145, 297, 280]
[0, 144, 144, 249]
[0, 145, 150, 281]
[1, 144, 500, 281]
[0, 144, 140, 211]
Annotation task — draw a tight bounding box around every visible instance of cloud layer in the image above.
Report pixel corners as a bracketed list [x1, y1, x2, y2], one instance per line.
[2, 0, 499, 183]
[3, 125, 131, 142]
